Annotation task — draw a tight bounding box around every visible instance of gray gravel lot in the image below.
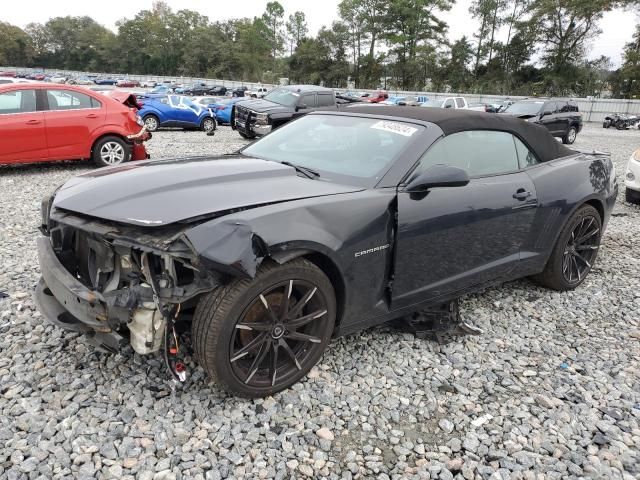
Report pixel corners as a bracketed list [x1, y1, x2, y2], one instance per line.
[1, 124, 639, 480]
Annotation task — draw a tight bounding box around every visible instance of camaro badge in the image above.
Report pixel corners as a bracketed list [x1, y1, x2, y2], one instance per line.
[355, 244, 390, 258]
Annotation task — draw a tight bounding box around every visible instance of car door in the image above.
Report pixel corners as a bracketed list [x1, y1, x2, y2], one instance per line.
[391, 130, 539, 309]
[293, 93, 317, 119]
[443, 98, 455, 109]
[43, 88, 105, 160]
[0, 88, 47, 163]
[179, 97, 204, 126]
[539, 101, 560, 134]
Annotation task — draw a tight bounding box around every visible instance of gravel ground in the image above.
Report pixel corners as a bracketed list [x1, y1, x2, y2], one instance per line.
[1, 124, 639, 480]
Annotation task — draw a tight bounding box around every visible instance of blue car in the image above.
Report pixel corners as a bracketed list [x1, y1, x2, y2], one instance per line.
[193, 97, 244, 124]
[138, 95, 217, 132]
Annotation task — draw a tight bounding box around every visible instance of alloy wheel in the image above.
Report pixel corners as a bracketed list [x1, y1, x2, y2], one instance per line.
[144, 117, 158, 131]
[567, 128, 576, 143]
[99, 142, 125, 165]
[202, 118, 215, 131]
[562, 214, 600, 284]
[229, 280, 328, 388]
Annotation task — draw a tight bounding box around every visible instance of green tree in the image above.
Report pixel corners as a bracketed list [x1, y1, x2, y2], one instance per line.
[286, 11, 308, 54]
[0, 22, 33, 67]
[618, 24, 640, 98]
[383, 0, 454, 90]
[262, 1, 285, 60]
[447, 36, 474, 91]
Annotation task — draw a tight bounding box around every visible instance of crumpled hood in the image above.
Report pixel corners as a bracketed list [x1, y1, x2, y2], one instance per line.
[52, 156, 362, 227]
[236, 98, 293, 114]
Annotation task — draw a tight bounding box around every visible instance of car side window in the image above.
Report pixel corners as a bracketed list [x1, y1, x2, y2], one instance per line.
[317, 93, 334, 107]
[413, 130, 520, 179]
[443, 98, 455, 109]
[513, 137, 539, 168]
[47, 90, 97, 110]
[544, 101, 558, 114]
[300, 94, 317, 108]
[559, 101, 572, 113]
[0, 89, 36, 114]
[455, 97, 465, 108]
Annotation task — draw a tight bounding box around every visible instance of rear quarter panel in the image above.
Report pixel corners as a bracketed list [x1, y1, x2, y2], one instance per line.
[521, 153, 616, 272]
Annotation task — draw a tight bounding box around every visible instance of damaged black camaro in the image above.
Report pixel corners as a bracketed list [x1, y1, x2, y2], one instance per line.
[35, 107, 617, 396]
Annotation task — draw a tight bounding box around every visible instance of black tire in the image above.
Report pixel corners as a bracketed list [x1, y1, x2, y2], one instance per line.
[192, 259, 336, 397]
[615, 120, 626, 130]
[238, 131, 255, 139]
[532, 205, 602, 291]
[562, 126, 577, 144]
[626, 188, 640, 205]
[201, 117, 216, 132]
[143, 114, 160, 132]
[92, 136, 130, 167]
[602, 121, 610, 129]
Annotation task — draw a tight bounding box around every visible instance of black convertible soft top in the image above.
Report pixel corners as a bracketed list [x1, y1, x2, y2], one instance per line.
[342, 105, 576, 162]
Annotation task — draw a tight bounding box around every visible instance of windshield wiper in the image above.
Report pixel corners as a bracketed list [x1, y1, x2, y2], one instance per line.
[280, 161, 320, 179]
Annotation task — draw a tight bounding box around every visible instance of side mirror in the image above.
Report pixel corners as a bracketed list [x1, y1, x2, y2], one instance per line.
[296, 104, 308, 111]
[444, 104, 453, 109]
[405, 165, 470, 192]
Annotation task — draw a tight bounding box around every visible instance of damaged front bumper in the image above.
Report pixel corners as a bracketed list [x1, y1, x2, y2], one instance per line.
[35, 209, 221, 355]
[127, 127, 152, 161]
[34, 237, 126, 352]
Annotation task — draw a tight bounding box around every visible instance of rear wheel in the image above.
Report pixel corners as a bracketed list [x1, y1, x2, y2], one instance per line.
[92, 136, 130, 167]
[143, 114, 159, 132]
[201, 117, 216, 132]
[532, 205, 601, 291]
[562, 126, 577, 144]
[192, 259, 336, 397]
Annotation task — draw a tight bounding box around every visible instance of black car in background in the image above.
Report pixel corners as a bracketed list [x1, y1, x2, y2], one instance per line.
[232, 86, 249, 97]
[502, 99, 582, 144]
[232, 85, 338, 138]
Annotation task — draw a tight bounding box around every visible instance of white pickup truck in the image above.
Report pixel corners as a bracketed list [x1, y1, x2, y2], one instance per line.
[421, 97, 469, 109]
[246, 86, 270, 98]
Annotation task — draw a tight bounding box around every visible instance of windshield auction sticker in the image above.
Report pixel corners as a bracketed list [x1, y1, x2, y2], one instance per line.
[370, 120, 418, 137]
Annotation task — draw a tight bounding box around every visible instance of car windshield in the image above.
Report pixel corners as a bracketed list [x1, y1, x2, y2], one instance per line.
[263, 88, 299, 107]
[421, 100, 443, 108]
[242, 114, 423, 187]
[504, 102, 543, 115]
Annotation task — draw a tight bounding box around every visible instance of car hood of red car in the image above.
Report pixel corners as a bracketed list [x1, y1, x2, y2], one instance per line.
[52, 156, 363, 227]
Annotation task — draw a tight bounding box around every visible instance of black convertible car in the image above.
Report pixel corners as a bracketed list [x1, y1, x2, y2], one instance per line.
[35, 107, 617, 396]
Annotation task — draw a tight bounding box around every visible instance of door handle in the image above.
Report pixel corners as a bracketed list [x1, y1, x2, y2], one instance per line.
[26, 119, 41, 125]
[513, 189, 532, 200]
[86, 114, 99, 118]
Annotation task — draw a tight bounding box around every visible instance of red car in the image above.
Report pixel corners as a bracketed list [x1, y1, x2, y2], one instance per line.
[0, 83, 150, 167]
[367, 91, 389, 103]
[0, 71, 17, 78]
[116, 79, 141, 88]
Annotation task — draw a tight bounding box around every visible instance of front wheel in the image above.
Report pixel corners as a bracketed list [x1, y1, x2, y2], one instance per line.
[532, 205, 602, 291]
[92, 136, 130, 167]
[562, 126, 577, 144]
[238, 131, 256, 139]
[626, 188, 640, 205]
[192, 259, 336, 397]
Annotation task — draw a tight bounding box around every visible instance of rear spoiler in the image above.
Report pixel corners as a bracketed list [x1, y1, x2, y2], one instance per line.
[570, 147, 610, 157]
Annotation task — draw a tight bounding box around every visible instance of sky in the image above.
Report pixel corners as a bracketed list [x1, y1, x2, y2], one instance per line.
[3, 0, 638, 66]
